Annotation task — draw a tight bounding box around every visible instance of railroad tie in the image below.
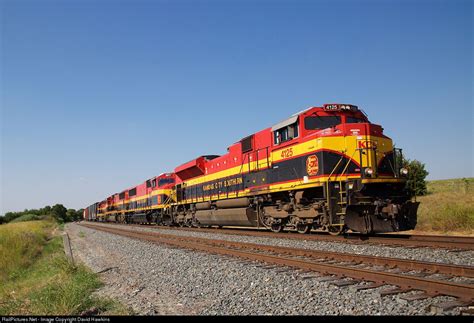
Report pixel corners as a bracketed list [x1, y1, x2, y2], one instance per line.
[350, 282, 384, 292]
[311, 276, 340, 283]
[379, 287, 413, 297]
[430, 300, 473, 314]
[461, 308, 474, 315]
[446, 249, 465, 253]
[399, 292, 434, 301]
[330, 280, 360, 287]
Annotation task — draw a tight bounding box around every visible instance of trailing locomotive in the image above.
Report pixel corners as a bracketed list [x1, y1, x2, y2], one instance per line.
[84, 173, 176, 224]
[84, 103, 419, 234]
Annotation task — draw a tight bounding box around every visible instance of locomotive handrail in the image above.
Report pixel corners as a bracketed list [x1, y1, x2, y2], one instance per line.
[327, 155, 345, 181]
[335, 149, 358, 180]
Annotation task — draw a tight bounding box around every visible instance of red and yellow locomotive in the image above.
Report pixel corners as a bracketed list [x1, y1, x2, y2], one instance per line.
[84, 103, 418, 234]
[84, 173, 176, 224]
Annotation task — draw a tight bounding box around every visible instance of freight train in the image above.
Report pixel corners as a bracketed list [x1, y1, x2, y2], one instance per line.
[84, 103, 419, 234]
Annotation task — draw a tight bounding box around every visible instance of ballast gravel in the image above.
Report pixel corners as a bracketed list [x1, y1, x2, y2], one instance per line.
[66, 223, 472, 315]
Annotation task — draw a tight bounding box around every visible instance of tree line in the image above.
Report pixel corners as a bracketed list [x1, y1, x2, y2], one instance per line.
[0, 204, 83, 224]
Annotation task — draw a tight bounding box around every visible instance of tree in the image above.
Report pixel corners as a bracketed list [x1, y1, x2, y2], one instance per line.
[41, 205, 51, 215]
[75, 209, 84, 221]
[402, 158, 429, 197]
[66, 209, 83, 222]
[3, 211, 22, 223]
[51, 204, 68, 222]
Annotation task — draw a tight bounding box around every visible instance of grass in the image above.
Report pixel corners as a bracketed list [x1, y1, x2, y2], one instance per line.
[415, 178, 474, 234]
[0, 220, 130, 315]
[0, 219, 54, 282]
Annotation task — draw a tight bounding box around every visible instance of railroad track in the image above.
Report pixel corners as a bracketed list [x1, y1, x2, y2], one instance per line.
[84, 221, 474, 251]
[172, 226, 474, 251]
[79, 222, 474, 312]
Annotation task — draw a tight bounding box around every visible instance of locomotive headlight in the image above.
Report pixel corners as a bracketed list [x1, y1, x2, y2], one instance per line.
[364, 168, 374, 177]
[400, 168, 409, 176]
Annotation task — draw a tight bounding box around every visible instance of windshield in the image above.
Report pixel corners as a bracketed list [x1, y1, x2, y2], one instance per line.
[346, 116, 367, 123]
[304, 116, 341, 130]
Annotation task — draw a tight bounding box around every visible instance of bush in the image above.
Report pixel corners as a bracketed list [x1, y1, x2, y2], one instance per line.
[10, 214, 41, 223]
[402, 158, 429, 197]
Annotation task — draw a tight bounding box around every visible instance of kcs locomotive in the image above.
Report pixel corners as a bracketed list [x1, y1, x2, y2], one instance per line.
[84, 103, 419, 235]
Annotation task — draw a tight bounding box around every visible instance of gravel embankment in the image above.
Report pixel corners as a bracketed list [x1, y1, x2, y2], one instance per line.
[66, 223, 472, 315]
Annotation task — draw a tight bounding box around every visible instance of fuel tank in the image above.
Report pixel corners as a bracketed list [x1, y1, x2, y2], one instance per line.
[195, 207, 257, 226]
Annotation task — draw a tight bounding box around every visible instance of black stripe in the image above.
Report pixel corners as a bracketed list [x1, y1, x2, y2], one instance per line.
[180, 151, 359, 201]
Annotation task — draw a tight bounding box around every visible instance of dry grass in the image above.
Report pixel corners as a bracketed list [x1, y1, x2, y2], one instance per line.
[415, 178, 474, 235]
[0, 220, 130, 315]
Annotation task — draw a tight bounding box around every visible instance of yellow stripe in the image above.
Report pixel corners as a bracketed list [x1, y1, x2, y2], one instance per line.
[361, 178, 406, 184]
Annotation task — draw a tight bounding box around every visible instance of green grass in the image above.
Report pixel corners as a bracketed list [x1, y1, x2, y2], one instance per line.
[9, 214, 42, 223]
[0, 220, 130, 315]
[415, 178, 474, 234]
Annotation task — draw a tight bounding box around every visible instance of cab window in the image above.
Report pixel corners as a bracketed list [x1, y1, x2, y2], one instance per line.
[346, 116, 367, 123]
[274, 122, 299, 145]
[304, 116, 341, 130]
[158, 178, 175, 186]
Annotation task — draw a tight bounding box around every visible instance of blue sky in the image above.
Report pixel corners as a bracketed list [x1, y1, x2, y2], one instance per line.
[1, 0, 472, 213]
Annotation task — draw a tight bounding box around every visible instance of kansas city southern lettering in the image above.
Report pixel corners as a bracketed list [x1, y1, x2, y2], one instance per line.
[202, 177, 243, 192]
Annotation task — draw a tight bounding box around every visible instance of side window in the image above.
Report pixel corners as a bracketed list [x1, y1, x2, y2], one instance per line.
[273, 122, 299, 145]
[158, 178, 175, 187]
[151, 179, 156, 188]
[241, 135, 253, 153]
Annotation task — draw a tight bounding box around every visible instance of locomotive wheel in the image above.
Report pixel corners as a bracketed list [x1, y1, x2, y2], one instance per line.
[270, 224, 283, 233]
[327, 225, 345, 236]
[296, 224, 311, 234]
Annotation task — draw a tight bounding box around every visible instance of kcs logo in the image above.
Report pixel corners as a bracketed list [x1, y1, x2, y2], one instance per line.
[357, 140, 377, 149]
[306, 155, 319, 176]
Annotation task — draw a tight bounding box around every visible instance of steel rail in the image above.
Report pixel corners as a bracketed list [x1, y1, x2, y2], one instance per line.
[87, 221, 474, 250]
[171, 226, 474, 250]
[80, 223, 474, 302]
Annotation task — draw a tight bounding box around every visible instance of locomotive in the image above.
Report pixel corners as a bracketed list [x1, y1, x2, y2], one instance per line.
[84, 103, 419, 234]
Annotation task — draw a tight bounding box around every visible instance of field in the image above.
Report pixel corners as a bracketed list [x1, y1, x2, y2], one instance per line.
[415, 178, 474, 235]
[0, 219, 128, 315]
